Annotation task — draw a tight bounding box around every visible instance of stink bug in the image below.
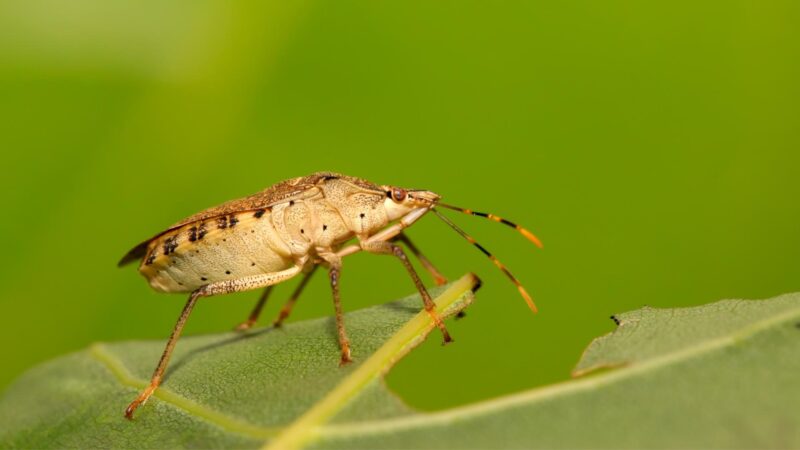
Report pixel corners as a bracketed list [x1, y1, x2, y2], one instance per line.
[119, 172, 541, 419]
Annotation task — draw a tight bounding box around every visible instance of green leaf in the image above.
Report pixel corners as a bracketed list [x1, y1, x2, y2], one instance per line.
[0, 274, 478, 449]
[3, 283, 800, 449]
[310, 293, 800, 450]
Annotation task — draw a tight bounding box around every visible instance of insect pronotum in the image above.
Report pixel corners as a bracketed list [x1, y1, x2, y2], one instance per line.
[119, 172, 542, 419]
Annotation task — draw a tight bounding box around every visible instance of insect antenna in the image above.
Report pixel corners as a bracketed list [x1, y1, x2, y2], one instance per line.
[436, 202, 543, 248]
[431, 208, 538, 313]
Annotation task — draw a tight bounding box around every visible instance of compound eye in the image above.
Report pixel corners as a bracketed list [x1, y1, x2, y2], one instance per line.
[391, 188, 407, 202]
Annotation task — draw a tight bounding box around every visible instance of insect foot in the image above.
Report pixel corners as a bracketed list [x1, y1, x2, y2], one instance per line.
[124, 384, 158, 420]
[441, 329, 453, 345]
[339, 343, 353, 366]
[234, 320, 256, 331]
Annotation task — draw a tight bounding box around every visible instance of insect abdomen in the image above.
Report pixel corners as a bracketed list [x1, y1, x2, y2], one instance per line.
[140, 210, 292, 293]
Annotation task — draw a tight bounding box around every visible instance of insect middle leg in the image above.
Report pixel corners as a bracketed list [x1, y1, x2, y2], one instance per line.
[396, 232, 447, 286]
[329, 263, 352, 365]
[273, 265, 318, 327]
[235, 286, 274, 331]
[235, 266, 318, 331]
[125, 265, 301, 419]
[361, 240, 452, 344]
[315, 252, 352, 365]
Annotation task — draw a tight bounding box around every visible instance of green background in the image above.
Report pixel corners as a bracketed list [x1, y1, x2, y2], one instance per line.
[1, 0, 798, 412]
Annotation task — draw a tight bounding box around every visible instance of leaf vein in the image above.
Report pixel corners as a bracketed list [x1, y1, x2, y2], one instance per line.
[88, 343, 281, 440]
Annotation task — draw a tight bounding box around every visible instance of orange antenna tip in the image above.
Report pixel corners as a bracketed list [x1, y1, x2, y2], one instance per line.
[518, 227, 543, 248]
[518, 285, 538, 313]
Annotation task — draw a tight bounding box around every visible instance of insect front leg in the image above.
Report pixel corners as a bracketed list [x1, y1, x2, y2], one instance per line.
[339, 232, 448, 286]
[336, 206, 431, 259]
[125, 265, 302, 419]
[360, 240, 453, 344]
[396, 232, 448, 286]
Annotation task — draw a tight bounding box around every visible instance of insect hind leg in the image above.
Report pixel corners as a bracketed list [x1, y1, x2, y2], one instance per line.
[125, 265, 302, 419]
[125, 290, 201, 419]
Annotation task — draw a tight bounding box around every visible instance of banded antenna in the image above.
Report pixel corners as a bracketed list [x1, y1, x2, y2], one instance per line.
[431, 207, 539, 313]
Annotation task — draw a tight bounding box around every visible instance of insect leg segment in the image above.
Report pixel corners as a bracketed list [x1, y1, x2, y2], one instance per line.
[336, 206, 432, 259]
[273, 265, 318, 327]
[125, 290, 201, 420]
[320, 253, 352, 365]
[235, 286, 274, 331]
[395, 233, 448, 286]
[199, 265, 302, 296]
[361, 240, 453, 344]
[124, 265, 302, 419]
[234, 265, 319, 331]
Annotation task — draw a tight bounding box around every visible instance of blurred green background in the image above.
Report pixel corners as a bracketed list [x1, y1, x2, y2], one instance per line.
[1, 0, 798, 412]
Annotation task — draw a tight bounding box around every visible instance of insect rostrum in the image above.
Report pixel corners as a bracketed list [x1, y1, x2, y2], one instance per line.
[119, 172, 541, 419]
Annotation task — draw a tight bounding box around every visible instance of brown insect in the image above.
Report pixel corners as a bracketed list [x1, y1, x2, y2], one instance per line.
[119, 172, 542, 419]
